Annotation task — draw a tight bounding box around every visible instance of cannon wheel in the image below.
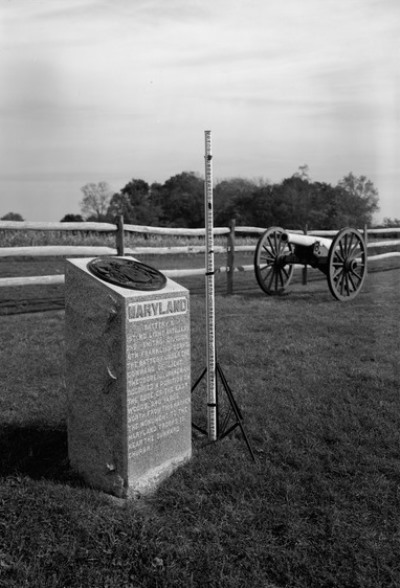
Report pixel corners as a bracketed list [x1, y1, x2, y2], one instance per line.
[327, 228, 367, 301]
[254, 227, 295, 295]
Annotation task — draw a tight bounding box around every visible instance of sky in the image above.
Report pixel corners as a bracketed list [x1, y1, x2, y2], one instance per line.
[0, 0, 399, 223]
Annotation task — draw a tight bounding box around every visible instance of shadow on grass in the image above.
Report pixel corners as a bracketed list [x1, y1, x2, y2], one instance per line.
[0, 423, 83, 486]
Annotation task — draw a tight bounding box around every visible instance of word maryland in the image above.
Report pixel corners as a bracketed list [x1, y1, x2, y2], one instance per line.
[128, 297, 188, 321]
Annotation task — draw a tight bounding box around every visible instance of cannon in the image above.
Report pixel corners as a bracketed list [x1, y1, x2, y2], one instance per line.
[254, 227, 367, 301]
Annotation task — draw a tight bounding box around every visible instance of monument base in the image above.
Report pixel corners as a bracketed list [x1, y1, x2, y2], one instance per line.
[126, 454, 191, 498]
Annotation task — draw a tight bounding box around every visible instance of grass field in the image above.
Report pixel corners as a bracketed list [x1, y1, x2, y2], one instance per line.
[0, 255, 399, 587]
[0, 232, 399, 313]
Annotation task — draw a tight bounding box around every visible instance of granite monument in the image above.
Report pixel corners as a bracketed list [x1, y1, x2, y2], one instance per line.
[65, 257, 191, 498]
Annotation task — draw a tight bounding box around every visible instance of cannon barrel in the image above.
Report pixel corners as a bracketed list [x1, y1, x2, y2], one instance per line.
[281, 231, 333, 250]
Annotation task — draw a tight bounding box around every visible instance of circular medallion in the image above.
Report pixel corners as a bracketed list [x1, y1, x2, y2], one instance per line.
[87, 257, 167, 291]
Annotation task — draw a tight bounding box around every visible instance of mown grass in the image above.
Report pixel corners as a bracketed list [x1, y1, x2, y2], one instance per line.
[0, 265, 399, 587]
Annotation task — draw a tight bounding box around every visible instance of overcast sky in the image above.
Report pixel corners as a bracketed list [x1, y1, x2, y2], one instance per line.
[0, 0, 398, 223]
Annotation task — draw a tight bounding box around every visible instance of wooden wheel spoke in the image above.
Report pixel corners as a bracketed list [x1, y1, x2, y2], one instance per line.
[332, 247, 344, 263]
[259, 263, 271, 272]
[333, 271, 341, 291]
[345, 233, 354, 256]
[260, 264, 273, 284]
[332, 263, 343, 270]
[332, 254, 344, 273]
[274, 271, 279, 291]
[339, 240, 346, 260]
[277, 268, 286, 288]
[273, 233, 278, 251]
[260, 256, 274, 267]
[275, 267, 285, 290]
[277, 235, 286, 255]
[332, 267, 342, 280]
[347, 240, 361, 260]
[266, 268, 277, 290]
[336, 271, 344, 294]
[338, 271, 347, 295]
[347, 272, 357, 291]
[260, 264, 273, 277]
[267, 236, 278, 255]
[271, 234, 277, 253]
[343, 273, 351, 295]
[262, 243, 274, 254]
[350, 267, 364, 281]
[332, 254, 342, 271]
[341, 234, 348, 257]
[334, 269, 344, 287]
[261, 247, 275, 262]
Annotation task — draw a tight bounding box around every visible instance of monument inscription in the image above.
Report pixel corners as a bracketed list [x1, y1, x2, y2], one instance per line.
[126, 300, 191, 478]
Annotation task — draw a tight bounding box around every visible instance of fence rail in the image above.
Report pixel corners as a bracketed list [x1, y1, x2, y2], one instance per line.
[2, 219, 400, 235]
[1, 219, 399, 293]
[0, 219, 230, 236]
[0, 221, 118, 232]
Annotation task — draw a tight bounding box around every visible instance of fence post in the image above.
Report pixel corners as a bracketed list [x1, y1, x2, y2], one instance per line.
[363, 224, 368, 248]
[302, 224, 308, 286]
[227, 219, 236, 295]
[116, 215, 124, 256]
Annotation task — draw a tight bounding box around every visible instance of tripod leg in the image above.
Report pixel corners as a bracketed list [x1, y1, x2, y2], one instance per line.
[191, 367, 207, 393]
[216, 363, 255, 461]
[191, 367, 208, 435]
[217, 363, 243, 419]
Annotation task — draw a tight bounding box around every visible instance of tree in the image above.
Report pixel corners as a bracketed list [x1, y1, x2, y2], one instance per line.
[214, 178, 260, 225]
[60, 214, 83, 222]
[149, 182, 164, 219]
[107, 179, 161, 225]
[217, 176, 312, 229]
[230, 174, 375, 230]
[1, 212, 24, 221]
[271, 176, 312, 229]
[80, 182, 112, 221]
[157, 172, 204, 228]
[336, 173, 379, 227]
[230, 184, 274, 227]
[292, 164, 311, 181]
[382, 217, 400, 228]
[306, 182, 344, 229]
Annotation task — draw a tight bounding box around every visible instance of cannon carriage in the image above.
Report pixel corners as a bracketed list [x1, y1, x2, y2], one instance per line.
[254, 227, 367, 301]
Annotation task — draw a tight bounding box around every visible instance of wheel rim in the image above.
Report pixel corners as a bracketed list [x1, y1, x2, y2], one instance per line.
[254, 227, 294, 295]
[327, 228, 367, 301]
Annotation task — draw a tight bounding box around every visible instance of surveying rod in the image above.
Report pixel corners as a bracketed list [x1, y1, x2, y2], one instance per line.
[204, 130, 217, 441]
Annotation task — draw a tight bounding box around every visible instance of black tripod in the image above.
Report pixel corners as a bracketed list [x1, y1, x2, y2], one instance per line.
[191, 360, 255, 461]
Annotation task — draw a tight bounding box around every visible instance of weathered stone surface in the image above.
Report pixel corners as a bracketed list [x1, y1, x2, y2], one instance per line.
[65, 257, 191, 498]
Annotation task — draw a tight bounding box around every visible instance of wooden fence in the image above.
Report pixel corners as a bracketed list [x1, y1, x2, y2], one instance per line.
[1, 218, 399, 294]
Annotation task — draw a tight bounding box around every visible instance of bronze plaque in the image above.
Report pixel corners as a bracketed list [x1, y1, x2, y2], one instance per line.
[87, 257, 167, 291]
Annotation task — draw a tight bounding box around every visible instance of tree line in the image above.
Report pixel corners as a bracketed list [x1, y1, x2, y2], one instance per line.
[69, 167, 380, 230]
[4, 166, 399, 229]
